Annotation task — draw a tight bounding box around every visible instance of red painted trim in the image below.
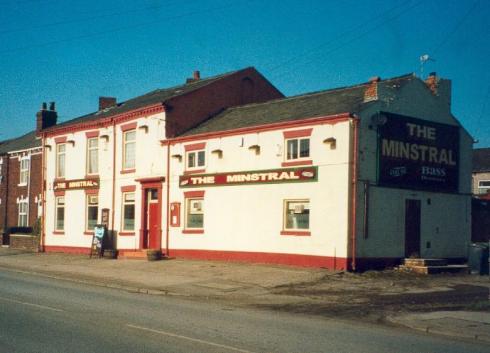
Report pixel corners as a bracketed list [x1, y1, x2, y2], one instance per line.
[121, 185, 136, 192]
[184, 169, 206, 175]
[184, 190, 205, 198]
[120, 122, 137, 132]
[280, 230, 311, 236]
[182, 229, 204, 234]
[283, 128, 313, 139]
[85, 174, 99, 179]
[44, 245, 90, 255]
[85, 131, 100, 138]
[281, 160, 313, 167]
[168, 113, 351, 145]
[52, 231, 65, 235]
[120, 168, 135, 174]
[184, 142, 206, 152]
[84, 188, 99, 195]
[135, 177, 165, 184]
[119, 231, 136, 236]
[169, 249, 348, 270]
[54, 137, 67, 144]
[54, 190, 65, 196]
[83, 231, 94, 236]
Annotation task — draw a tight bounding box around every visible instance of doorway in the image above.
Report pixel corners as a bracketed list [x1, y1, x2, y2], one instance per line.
[404, 199, 421, 258]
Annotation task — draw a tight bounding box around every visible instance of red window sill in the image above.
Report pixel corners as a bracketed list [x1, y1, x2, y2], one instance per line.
[280, 230, 311, 236]
[184, 169, 206, 175]
[85, 174, 99, 179]
[53, 231, 65, 235]
[83, 231, 94, 236]
[120, 169, 136, 174]
[281, 160, 313, 167]
[119, 231, 135, 236]
[182, 229, 204, 234]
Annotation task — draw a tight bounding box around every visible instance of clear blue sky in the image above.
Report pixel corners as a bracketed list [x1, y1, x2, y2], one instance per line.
[1, 0, 489, 147]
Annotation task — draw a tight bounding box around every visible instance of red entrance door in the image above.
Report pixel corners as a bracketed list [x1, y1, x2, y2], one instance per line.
[145, 188, 160, 250]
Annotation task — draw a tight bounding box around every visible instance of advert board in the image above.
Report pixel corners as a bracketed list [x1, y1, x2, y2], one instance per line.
[377, 112, 459, 192]
[90, 225, 105, 258]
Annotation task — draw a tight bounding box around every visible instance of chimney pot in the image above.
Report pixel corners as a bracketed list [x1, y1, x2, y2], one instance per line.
[193, 70, 200, 80]
[36, 101, 58, 132]
[49, 102, 55, 111]
[42, 102, 47, 110]
[369, 76, 381, 83]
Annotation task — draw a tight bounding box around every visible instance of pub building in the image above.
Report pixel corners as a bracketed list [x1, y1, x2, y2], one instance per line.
[39, 70, 472, 270]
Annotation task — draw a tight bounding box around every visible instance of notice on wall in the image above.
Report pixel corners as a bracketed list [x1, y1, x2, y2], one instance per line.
[179, 166, 318, 188]
[377, 112, 459, 192]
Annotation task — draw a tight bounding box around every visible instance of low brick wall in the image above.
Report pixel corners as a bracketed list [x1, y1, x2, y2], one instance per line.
[10, 234, 39, 251]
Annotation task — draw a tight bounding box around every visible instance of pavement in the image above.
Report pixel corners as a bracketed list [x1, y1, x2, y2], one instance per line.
[0, 247, 489, 344]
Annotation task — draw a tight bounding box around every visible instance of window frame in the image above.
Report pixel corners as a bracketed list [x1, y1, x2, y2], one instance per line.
[18, 199, 28, 227]
[122, 129, 136, 171]
[86, 137, 99, 175]
[56, 143, 66, 179]
[184, 197, 204, 232]
[85, 194, 99, 232]
[281, 199, 311, 236]
[122, 191, 136, 232]
[19, 157, 30, 185]
[285, 137, 310, 161]
[186, 150, 206, 171]
[478, 180, 490, 189]
[55, 196, 65, 232]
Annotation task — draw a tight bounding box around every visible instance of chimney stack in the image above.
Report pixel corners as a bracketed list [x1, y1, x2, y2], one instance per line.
[99, 96, 117, 111]
[425, 72, 438, 95]
[363, 76, 380, 102]
[36, 101, 58, 132]
[186, 70, 201, 83]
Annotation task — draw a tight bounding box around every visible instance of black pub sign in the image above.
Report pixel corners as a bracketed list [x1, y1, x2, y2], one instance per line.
[377, 112, 459, 192]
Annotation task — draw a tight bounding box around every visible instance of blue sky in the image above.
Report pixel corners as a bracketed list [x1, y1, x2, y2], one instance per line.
[1, 0, 489, 147]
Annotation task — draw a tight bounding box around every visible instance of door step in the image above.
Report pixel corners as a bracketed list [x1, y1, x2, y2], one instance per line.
[118, 250, 148, 259]
[399, 258, 469, 275]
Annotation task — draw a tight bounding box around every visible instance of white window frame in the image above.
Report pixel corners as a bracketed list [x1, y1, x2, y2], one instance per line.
[85, 195, 99, 232]
[285, 137, 310, 161]
[122, 192, 136, 232]
[56, 143, 66, 178]
[18, 199, 28, 227]
[478, 180, 490, 189]
[122, 130, 136, 170]
[19, 157, 30, 185]
[283, 199, 310, 231]
[185, 198, 204, 229]
[186, 150, 206, 171]
[86, 137, 99, 175]
[55, 196, 65, 231]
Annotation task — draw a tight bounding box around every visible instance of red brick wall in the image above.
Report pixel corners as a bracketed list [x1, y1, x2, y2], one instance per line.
[5, 152, 42, 230]
[165, 67, 284, 138]
[0, 154, 8, 231]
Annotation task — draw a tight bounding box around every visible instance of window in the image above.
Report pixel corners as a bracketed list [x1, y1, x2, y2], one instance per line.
[284, 200, 310, 230]
[186, 198, 204, 229]
[478, 180, 490, 189]
[122, 192, 135, 231]
[18, 199, 28, 227]
[55, 196, 65, 231]
[86, 137, 99, 175]
[123, 130, 136, 170]
[56, 143, 66, 178]
[19, 158, 29, 185]
[286, 138, 310, 161]
[186, 150, 205, 170]
[86, 195, 98, 231]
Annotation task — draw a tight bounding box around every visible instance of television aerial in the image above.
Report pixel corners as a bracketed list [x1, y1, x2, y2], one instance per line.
[420, 54, 435, 77]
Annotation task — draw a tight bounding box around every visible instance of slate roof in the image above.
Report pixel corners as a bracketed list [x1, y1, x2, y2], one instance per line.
[181, 74, 414, 136]
[473, 148, 490, 173]
[0, 131, 40, 154]
[47, 68, 246, 131]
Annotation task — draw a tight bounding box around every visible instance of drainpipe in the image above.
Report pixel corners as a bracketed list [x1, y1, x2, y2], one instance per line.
[111, 119, 117, 248]
[350, 116, 360, 271]
[26, 151, 31, 228]
[4, 153, 10, 240]
[164, 140, 170, 257]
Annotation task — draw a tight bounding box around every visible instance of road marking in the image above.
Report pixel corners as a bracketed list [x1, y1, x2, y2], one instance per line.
[0, 296, 64, 312]
[127, 324, 257, 353]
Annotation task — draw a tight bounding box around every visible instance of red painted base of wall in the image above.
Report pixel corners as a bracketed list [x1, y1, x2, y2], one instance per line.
[168, 249, 348, 270]
[44, 245, 91, 255]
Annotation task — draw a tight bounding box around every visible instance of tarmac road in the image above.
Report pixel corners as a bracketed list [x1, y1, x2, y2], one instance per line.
[0, 270, 488, 353]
